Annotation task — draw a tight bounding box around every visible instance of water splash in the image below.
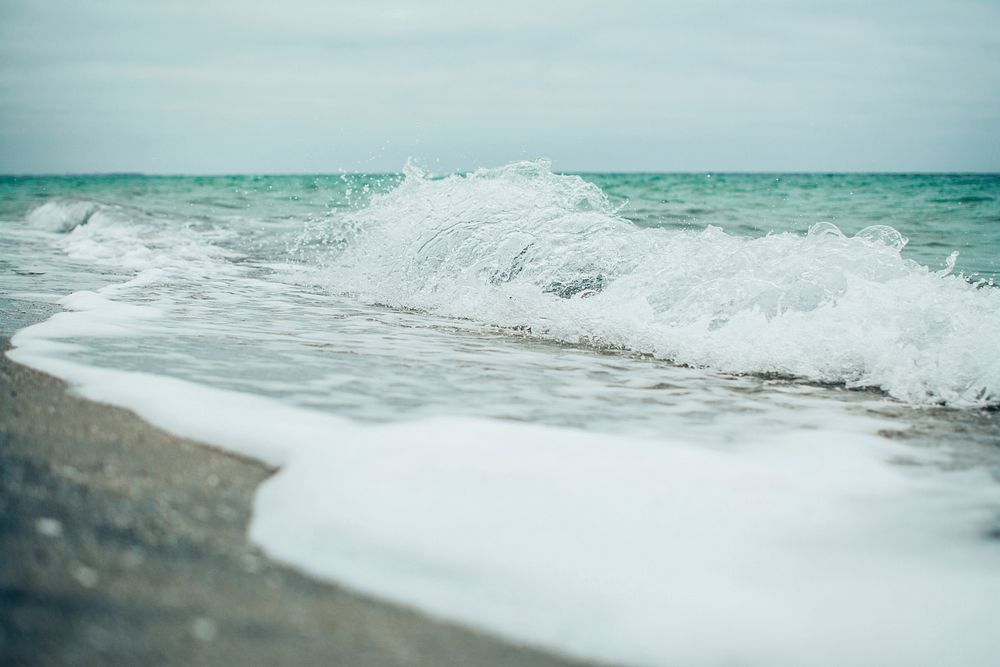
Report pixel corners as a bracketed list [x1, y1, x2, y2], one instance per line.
[309, 161, 1000, 407]
[26, 199, 102, 233]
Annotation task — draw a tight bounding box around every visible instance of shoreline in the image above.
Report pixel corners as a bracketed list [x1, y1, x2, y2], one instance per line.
[0, 338, 602, 667]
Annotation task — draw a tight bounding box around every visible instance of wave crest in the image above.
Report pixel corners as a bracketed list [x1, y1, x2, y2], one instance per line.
[26, 199, 103, 233]
[309, 161, 1000, 407]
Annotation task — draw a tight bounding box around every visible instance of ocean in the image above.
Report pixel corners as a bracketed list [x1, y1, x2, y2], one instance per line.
[2, 162, 1000, 666]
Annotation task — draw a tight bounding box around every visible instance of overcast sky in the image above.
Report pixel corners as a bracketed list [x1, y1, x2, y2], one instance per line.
[1, 0, 998, 173]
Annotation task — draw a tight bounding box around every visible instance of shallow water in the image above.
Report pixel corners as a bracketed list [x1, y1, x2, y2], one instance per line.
[2, 164, 1000, 666]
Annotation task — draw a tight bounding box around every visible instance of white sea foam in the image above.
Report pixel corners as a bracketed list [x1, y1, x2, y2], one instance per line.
[26, 199, 101, 233]
[312, 161, 1000, 406]
[23, 199, 241, 281]
[9, 303, 1000, 667]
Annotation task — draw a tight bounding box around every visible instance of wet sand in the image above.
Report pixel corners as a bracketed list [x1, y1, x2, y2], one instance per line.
[0, 339, 602, 667]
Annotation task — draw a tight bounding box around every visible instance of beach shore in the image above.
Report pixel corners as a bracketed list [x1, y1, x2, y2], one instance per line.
[0, 339, 600, 667]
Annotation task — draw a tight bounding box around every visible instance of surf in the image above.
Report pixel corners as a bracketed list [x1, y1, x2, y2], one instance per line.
[291, 161, 1000, 407]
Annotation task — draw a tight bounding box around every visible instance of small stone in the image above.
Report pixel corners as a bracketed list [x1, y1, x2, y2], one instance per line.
[73, 565, 99, 588]
[35, 517, 63, 538]
[191, 617, 217, 642]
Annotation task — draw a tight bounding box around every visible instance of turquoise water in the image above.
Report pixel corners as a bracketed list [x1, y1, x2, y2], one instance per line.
[2, 166, 999, 410]
[2, 172, 998, 280]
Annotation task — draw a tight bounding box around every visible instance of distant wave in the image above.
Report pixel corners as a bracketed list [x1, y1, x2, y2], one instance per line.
[928, 195, 994, 204]
[26, 199, 103, 233]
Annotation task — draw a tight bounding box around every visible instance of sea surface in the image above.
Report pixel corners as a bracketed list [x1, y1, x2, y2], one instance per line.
[2, 163, 1000, 666]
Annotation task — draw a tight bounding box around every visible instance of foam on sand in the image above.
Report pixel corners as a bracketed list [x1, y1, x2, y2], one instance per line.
[9, 292, 1000, 667]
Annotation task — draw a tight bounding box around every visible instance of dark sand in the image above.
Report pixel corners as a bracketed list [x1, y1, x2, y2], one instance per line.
[0, 340, 602, 667]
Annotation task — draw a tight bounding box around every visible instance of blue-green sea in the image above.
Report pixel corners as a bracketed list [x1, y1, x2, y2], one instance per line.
[2, 171, 998, 281]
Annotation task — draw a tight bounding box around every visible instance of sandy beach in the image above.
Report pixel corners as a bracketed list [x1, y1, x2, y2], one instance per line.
[0, 338, 602, 667]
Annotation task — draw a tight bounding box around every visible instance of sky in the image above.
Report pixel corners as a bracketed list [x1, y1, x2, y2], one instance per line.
[1, 0, 998, 174]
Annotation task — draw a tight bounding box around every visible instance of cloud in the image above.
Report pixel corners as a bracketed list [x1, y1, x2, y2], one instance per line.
[1, 0, 998, 172]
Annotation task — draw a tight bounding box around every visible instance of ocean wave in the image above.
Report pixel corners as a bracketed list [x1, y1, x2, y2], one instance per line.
[26, 199, 103, 233]
[22, 197, 244, 279]
[314, 160, 1000, 407]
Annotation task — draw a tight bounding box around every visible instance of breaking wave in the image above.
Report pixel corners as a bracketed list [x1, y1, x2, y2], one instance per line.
[26, 199, 103, 233]
[310, 160, 1000, 407]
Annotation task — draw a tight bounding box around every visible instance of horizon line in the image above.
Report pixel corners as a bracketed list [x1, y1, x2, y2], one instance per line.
[2, 169, 999, 178]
